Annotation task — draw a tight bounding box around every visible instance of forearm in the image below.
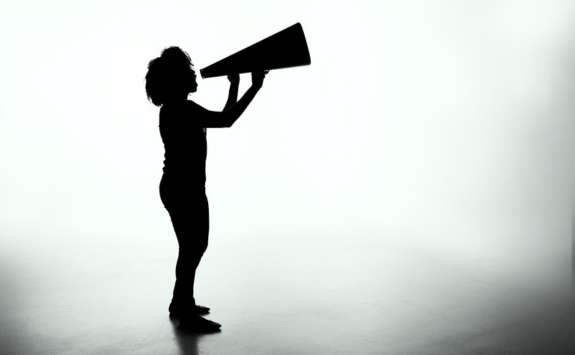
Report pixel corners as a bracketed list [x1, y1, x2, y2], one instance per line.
[223, 82, 239, 112]
[225, 85, 261, 126]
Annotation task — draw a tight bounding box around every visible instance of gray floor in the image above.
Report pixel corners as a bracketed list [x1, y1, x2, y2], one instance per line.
[1, 229, 573, 355]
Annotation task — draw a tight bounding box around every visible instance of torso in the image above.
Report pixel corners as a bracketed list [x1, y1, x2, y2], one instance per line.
[159, 101, 207, 186]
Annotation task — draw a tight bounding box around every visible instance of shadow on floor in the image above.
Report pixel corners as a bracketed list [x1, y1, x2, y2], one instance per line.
[170, 322, 199, 355]
[171, 321, 222, 355]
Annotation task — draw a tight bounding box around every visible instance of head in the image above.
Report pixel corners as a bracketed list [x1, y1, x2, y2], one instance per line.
[145, 46, 198, 106]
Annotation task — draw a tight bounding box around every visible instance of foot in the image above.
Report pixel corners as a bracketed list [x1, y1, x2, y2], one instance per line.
[177, 315, 221, 333]
[194, 305, 210, 315]
[169, 305, 211, 320]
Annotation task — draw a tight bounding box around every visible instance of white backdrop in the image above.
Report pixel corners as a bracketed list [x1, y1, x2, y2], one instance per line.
[1, 0, 574, 289]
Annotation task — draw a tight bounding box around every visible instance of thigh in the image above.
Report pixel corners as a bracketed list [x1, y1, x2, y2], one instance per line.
[164, 189, 209, 249]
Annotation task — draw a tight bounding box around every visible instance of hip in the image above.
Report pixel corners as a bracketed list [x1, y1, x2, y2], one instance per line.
[159, 174, 207, 208]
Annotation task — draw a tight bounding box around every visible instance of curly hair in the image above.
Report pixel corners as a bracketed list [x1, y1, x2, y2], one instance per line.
[145, 47, 194, 106]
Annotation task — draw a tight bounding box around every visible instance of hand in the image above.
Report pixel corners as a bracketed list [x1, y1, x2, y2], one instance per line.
[251, 70, 268, 88]
[227, 73, 240, 86]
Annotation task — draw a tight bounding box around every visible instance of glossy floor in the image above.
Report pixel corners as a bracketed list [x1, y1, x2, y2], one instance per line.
[1, 230, 573, 355]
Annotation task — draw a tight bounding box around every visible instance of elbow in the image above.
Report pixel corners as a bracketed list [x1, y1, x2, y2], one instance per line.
[225, 118, 236, 128]
[222, 112, 237, 127]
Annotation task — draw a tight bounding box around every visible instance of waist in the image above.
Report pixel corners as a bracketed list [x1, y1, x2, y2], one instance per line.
[161, 172, 205, 186]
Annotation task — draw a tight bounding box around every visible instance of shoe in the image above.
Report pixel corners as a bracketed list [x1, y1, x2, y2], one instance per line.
[177, 315, 221, 333]
[169, 305, 211, 320]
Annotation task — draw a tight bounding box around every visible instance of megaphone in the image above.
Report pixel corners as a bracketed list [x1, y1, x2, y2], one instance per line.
[200, 23, 311, 78]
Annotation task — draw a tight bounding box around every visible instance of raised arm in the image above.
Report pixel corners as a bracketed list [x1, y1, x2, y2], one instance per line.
[192, 71, 266, 128]
[223, 74, 239, 112]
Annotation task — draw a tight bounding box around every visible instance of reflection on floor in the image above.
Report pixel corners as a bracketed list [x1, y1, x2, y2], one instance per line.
[0, 230, 573, 355]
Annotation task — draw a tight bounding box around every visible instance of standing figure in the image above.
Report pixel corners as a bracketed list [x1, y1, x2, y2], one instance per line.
[145, 47, 266, 333]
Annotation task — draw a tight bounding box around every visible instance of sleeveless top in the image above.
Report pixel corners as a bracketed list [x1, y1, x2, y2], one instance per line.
[159, 101, 207, 186]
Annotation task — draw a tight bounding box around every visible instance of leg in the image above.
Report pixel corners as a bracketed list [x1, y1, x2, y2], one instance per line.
[167, 192, 209, 314]
[167, 193, 220, 332]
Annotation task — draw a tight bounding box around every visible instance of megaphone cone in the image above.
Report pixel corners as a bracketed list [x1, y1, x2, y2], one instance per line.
[200, 23, 311, 78]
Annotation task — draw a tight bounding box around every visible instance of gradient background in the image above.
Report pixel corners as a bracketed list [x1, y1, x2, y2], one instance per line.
[1, 1, 574, 354]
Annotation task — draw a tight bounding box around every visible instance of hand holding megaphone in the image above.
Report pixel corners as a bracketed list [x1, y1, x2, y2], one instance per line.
[251, 70, 268, 89]
[227, 73, 240, 86]
[226, 70, 268, 89]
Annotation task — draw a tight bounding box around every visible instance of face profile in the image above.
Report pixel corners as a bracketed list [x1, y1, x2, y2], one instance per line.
[187, 67, 198, 94]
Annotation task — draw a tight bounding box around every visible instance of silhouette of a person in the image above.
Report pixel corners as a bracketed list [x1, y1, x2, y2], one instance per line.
[145, 47, 266, 332]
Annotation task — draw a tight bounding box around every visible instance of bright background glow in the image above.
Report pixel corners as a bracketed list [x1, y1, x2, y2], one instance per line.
[1, 0, 574, 306]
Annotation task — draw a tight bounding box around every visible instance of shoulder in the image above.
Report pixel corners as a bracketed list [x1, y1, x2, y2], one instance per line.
[160, 101, 211, 128]
[184, 100, 209, 114]
[162, 100, 208, 116]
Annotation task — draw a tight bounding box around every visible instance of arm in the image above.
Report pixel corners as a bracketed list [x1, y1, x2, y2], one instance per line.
[193, 71, 266, 128]
[223, 74, 239, 112]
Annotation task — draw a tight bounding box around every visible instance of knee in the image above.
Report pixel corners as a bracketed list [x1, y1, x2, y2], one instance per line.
[180, 238, 208, 258]
[197, 238, 208, 255]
